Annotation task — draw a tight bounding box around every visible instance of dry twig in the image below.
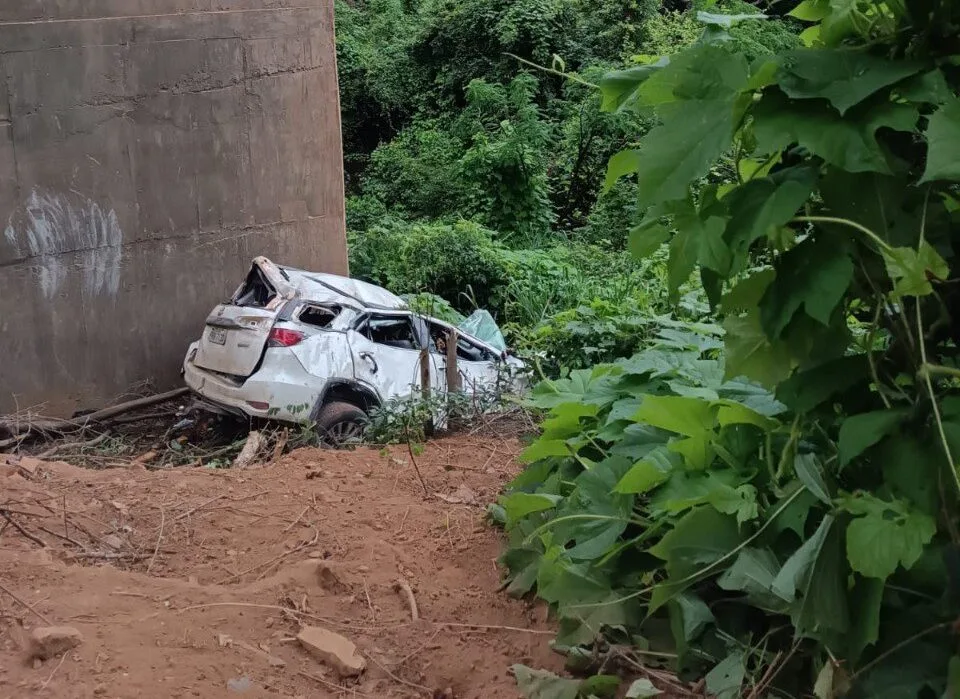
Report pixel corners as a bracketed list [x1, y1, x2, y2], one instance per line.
[0, 581, 53, 624]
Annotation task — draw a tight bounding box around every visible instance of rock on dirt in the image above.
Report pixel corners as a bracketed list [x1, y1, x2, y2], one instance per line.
[28, 626, 83, 660]
[297, 625, 366, 677]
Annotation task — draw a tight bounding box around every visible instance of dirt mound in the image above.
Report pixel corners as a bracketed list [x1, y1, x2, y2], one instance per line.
[0, 438, 561, 698]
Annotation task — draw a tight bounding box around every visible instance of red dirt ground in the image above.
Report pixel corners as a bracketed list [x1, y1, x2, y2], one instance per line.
[0, 437, 565, 699]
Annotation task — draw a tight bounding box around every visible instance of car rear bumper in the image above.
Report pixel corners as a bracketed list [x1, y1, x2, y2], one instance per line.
[182, 342, 323, 423]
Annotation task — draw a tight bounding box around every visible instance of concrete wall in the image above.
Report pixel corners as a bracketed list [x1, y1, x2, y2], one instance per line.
[0, 0, 347, 415]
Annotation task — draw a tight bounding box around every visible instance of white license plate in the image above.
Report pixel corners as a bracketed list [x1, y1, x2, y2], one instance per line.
[209, 327, 227, 345]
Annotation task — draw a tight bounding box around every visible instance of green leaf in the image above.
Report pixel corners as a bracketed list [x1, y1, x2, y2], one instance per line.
[513, 665, 580, 699]
[776, 355, 871, 413]
[579, 675, 620, 697]
[753, 91, 919, 174]
[615, 449, 676, 494]
[789, 0, 829, 21]
[841, 493, 937, 579]
[723, 311, 795, 388]
[896, 69, 952, 105]
[558, 457, 635, 561]
[628, 223, 670, 259]
[794, 453, 832, 505]
[625, 679, 662, 698]
[633, 395, 715, 437]
[717, 547, 788, 611]
[648, 507, 743, 612]
[604, 149, 641, 191]
[882, 242, 950, 298]
[776, 50, 920, 115]
[721, 269, 776, 312]
[520, 439, 572, 464]
[634, 102, 738, 207]
[773, 489, 819, 542]
[723, 167, 817, 260]
[920, 98, 960, 183]
[705, 651, 746, 699]
[501, 492, 563, 524]
[838, 410, 906, 466]
[716, 401, 778, 430]
[847, 576, 884, 664]
[599, 59, 669, 112]
[669, 592, 715, 646]
[771, 514, 850, 637]
[760, 236, 854, 338]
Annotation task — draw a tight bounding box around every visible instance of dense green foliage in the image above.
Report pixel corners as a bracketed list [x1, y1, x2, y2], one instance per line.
[338, 0, 799, 372]
[494, 1, 960, 697]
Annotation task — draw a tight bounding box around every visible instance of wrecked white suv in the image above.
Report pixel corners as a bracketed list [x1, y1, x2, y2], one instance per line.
[182, 257, 523, 442]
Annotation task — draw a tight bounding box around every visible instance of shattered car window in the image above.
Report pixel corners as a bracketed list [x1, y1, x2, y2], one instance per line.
[299, 305, 340, 329]
[361, 316, 418, 351]
[233, 266, 277, 308]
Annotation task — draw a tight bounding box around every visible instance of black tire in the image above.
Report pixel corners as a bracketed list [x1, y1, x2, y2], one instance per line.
[313, 401, 369, 447]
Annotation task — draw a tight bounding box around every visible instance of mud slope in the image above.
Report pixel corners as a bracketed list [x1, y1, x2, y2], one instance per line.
[0, 438, 561, 698]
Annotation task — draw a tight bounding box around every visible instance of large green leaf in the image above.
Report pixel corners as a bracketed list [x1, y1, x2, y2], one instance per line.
[753, 91, 919, 174]
[556, 456, 635, 561]
[841, 493, 937, 579]
[615, 448, 677, 494]
[723, 167, 817, 262]
[599, 59, 670, 112]
[775, 49, 920, 115]
[723, 311, 795, 387]
[648, 506, 743, 612]
[760, 236, 854, 338]
[882, 242, 950, 299]
[771, 515, 850, 638]
[717, 547, 789, 611]
[705, 651, 746, 699]
[838, 410, 907, 466]
[668, 592, 715, 646]
[633, 101, 738, 207]
[920, 98, 960, 183]
[633, 395, 715, 437]
[500, 492, 563, 524]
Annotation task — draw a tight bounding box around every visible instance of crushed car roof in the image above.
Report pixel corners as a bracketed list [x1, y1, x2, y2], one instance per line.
[261, 258, 407, 310]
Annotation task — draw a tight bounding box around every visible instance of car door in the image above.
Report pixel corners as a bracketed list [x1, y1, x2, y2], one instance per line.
[346, 313, 425, 401]
[453, 333, 503, 395]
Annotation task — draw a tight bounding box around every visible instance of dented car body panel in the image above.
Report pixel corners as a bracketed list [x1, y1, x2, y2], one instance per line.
[182, 257, 523, 426]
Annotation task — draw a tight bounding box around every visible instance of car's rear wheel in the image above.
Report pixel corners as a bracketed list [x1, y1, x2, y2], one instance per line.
[313, 401, 369, 447]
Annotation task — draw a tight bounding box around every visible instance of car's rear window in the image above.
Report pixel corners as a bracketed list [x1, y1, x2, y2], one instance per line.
[299, 305, 340, 328]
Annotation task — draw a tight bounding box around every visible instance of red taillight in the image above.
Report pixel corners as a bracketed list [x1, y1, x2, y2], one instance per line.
[267, 328, 305, 347]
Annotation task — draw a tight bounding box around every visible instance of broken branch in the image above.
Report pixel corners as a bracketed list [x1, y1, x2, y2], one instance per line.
[38, 431, 112, 459]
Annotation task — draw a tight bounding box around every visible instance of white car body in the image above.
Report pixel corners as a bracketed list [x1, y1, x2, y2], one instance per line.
[182, 257, 523, 427]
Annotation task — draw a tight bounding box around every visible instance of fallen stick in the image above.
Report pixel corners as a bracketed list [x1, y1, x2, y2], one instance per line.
[0, 581, 53, 624]
[0, 387, 189, 439]
[0, 510, 47, 547]
[393, 578, 419, 621]
[38, 431, 112, 459]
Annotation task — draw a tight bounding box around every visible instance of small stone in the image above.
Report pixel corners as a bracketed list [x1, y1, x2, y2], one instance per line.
[102, 534, 123, 550]
[217, 634, 233, 648]
[28, 626, 83, 660]
[227, 676, 253, 693]
[308, 551, 322, 559]
[296, 626, 365, 677]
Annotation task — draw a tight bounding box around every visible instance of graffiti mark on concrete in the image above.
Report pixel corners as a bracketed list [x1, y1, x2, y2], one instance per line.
[3, 188, 123, 298]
